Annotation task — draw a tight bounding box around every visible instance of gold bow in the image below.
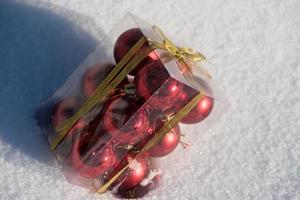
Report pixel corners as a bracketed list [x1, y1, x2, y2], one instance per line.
[149, 25, 211, 79]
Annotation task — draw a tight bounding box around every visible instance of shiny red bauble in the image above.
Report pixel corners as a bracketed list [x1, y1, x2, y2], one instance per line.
[146, 120, 181, 157]
[103, 96, 150, 145]
[114, 28, 159, 75]
[178, 77, 214, 124]
[180, 95, 214, 124]
[135, 60, 183, 110]
[81, 63, 130, 98]
[115, 169, 161, 199]
[81, 63, 114, 97]
[114, 28, 144, 63]
[51, 97, 81, 128]
[117, 155, 150, 189]
[70, 129, 117, 179]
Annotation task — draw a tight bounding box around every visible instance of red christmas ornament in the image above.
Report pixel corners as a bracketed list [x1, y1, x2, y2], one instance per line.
[81, 63, 129, 98]
[114, 28, 144, 63]
[70, 129, 117, 179]
[166, 77, 214, 124]
[117, 155, 150, 189]
[146, 120, 180, 158]
[135, 60, 183, 110]
[103, 96, 150, 145]
[115, 169, 161, 199]
[181, 95, 214, 124]
[51, 97, 81, 128]
[114, 28, 159, 75]
[81, 63, 114, 97]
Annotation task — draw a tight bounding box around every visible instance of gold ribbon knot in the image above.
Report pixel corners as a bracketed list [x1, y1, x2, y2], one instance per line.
[149, 25, 211, 79]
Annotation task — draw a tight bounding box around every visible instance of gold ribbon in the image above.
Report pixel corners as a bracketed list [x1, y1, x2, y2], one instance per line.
[149, 25, 211, 79]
